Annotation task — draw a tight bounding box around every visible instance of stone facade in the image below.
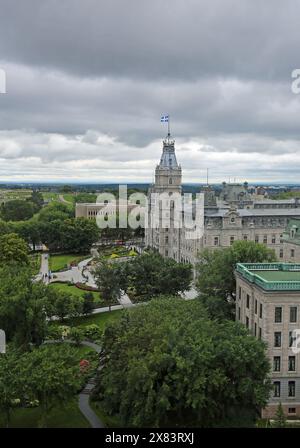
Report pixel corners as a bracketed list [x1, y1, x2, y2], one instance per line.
[282, 218, 300, 263]
[235, 263, 300, 419]
[145, 136, 300, 264]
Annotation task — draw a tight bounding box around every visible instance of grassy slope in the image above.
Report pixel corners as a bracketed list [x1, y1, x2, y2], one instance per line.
[49, 282, 101, 302]
[49, 254, 89, 272]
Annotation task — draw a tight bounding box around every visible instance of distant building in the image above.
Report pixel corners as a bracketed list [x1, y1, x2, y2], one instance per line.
[145, 134, 300, 264]
[282, 218, 300, 262]
[235, 262, 300, 419]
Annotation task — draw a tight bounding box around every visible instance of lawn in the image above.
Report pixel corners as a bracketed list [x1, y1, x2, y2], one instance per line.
[49, 253, 90, 272]
[49, 282, 101, 303]
[71, 309, 124, 330]
[0, 343, 96, 428]
[42, 192, 60, 202]
[0, 398, 90, 428]
[62, 193, 75, 203]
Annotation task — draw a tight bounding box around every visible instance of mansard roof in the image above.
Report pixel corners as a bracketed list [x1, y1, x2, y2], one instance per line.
[158, 137, 179, 169]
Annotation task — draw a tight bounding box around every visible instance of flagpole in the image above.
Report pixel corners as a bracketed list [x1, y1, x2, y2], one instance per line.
[168, 114, 170, 137]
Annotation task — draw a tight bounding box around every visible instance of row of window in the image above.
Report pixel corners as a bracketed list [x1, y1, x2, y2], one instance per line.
[273, 355, 296, 372]
[274, 331, 298, 348]
[212, 235, 280, 246]
[274, 380, 296, 398]
[243, 293, 263, 318]
[275, 306, 298, 323]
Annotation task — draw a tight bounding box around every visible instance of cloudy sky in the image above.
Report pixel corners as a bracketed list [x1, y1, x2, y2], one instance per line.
[0, 0, 300, 183]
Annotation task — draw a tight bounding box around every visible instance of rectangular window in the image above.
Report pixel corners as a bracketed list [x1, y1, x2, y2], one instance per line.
[272, 235, 276, 244]
[274, 332, 282, 347]
[274, 381, 281, 398]
[238, 307, 241, 320]
[246, 316, 249, 328]
[289, 330, 296, 348]
[259, 303, 263, 319]
[255, 235, 259, 243]
[291, 249, 295, 258]
[239, 287, 241, 300]
[246, 294, 250, 309]
[259, 327, 262, 339]
[230, 236, 234, 245]
[254, 323, 257, 336]
[255, 299, 257, 314]
[275, 307, 282, 323]
[288, 381, 296, 397]
[243, 235, 248, 241]
[280, 249, 284, 259]
[273, 356, 281, 372]
[263, 235, 268, 244]
[290, 307, 297, 323]
[214, 236, 219, 246]
[288, 408, 296, 414]
[289, 356, 296, 372]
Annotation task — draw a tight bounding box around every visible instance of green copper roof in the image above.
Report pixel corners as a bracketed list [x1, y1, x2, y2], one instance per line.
[236, 263, 300, 291]
[282, 218, 300, 246]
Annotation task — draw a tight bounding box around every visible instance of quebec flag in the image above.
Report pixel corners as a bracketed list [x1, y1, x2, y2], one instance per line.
[161, 114, 169, 122]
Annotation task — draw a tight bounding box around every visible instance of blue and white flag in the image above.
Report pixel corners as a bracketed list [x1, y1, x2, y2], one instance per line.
[161, 114, 169, 122]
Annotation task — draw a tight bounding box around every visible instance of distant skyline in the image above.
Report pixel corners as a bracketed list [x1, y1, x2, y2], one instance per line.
[0, 1, 300, 183]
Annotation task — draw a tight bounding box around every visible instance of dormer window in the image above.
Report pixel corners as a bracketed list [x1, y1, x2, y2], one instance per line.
[169, 178, 172, 185]
[230, 217, 235, 223]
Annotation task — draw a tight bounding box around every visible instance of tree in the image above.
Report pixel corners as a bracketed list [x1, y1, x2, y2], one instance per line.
[117, 252, 192, 299]
[196, 241, 277, 319]
[60, 217, 99, 253]
[82, 292, 95, 315]
[0, 233, 29, 266]
[274, 402, 286, 428]
[0, 199, 36, 221]
[45, 289, 83, 322]
[18, 345, 84, 427]
[0, 265, 48, 348]
[0, 349, 23, 427]
[30, 190, 44, 210]
[94, 297, 271, 427]
[69, 327, 84, 346]
[94, 258, 121, 311]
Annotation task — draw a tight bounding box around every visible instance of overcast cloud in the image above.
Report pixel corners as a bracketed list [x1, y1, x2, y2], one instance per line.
[0, 0, 300, 183]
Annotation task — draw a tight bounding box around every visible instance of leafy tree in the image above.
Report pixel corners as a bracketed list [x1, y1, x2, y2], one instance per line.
[60, 217, 99, 253]
[94, 297, 271, 427]
[196, 241, 277, 319]
[30, 190, 44, 210]
[69, 327, 84, 346]
[45, 289, 83, 322]
[75, 193, 97, 203]
[0, 199, 36, 221]
[82, 292, 95, 315]
[274, 402, 286, 428]
[117, 252, 192, 299]
[0, 233, 29, 266]
[0, 349, 23, 427]
[94, 258, 121, 310]
[18, 345, 84, 427]
[0, 266, 49, 348]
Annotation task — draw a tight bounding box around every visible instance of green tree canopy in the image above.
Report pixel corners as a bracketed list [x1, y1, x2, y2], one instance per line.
[0, 199, 36, 221]
[196, 240, 277, 319]
[95, 297, 271, 427]
[0, 233, 29, 266]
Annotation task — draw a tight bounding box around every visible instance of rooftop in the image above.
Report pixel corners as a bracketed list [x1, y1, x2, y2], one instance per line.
[236, 263, 300, 291]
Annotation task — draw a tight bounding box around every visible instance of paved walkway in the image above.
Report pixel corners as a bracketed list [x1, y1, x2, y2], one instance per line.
[78, 340, 106, 428]
[45, 339, 105, 428]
